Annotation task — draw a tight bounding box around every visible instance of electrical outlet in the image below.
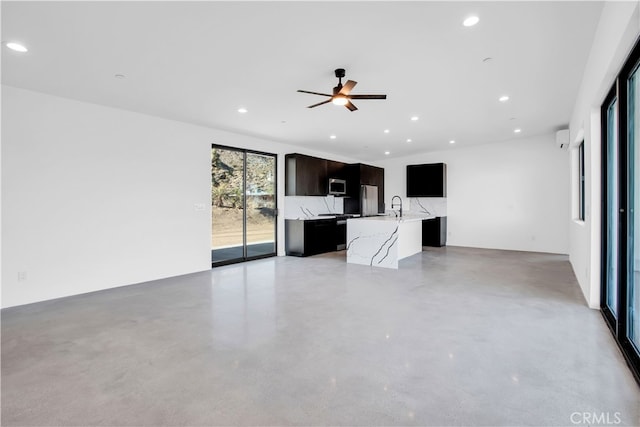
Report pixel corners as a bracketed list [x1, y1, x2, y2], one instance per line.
[194, 203, 206, 211]
[17, 271, 27, 282]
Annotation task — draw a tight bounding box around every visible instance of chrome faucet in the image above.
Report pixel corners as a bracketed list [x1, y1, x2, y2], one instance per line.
[391, 195, 403, 218]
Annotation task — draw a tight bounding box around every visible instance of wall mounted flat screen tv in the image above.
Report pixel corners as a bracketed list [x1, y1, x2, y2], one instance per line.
[406, 163, 447, 197]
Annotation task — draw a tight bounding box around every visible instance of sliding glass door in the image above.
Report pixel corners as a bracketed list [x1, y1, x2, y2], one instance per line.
[601, 39, 640, 382]
[603, 90, 619, 323]
[627, 61, 639, 354]
[211, 145, 277, 266]
[245, 152, 277, 258]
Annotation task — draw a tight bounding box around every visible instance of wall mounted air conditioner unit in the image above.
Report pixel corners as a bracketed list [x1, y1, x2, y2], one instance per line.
[556, 129, 570, 149]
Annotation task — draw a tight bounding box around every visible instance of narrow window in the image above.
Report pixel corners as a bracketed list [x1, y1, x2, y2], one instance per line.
[578, 141, 585, 221]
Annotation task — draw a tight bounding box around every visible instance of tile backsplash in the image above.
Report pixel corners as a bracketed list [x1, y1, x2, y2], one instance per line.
[284, 196, 445, 218]
[284, 196, 344, 219]
[408, 197, 447, 217]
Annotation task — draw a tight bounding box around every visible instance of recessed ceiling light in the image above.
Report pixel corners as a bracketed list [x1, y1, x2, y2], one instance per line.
[514, 128, 522, 133]
[463, 16, 480, 27]
[237, 108, 248, 113]
[114, 74, 126, 79]
[482, 57, 493, 63]
[449, 140, 456, 144]
[406, 139, 412, 143]
[410, 116, 419, 121]
[384, 151, 390, 155]
[329, 135, 337, 139]
[499, 95, 509, 102]
[6, 42, 27, 52]
[384, 129, 390, 133]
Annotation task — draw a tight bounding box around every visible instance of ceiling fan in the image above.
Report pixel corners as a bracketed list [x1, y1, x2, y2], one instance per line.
[297, 68, 387, 111]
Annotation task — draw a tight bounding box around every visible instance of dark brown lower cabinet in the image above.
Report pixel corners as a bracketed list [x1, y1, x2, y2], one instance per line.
[422, 217, 447, 247]
[285, 219, 337, 256]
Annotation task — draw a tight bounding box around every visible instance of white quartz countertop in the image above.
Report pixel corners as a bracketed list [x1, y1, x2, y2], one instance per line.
[286, 216, 336, 221]
[348, 214, 435, 223]
[286, 214, 361, 221]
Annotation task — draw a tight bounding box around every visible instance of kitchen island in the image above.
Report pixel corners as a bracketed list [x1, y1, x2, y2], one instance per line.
[346, 214, 434, 269]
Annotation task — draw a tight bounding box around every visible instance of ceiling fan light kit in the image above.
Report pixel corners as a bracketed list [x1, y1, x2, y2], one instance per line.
[298, 68, 387, 111]
[332, 95, 348, 106]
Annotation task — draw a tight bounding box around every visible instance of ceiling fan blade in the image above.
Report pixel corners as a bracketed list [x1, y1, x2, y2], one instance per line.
[349, 94, 387, 100]
[307, 99, 333, 108]
[297, 90, 332, 97]
[345, 101, 358, 111]
[339, 80, 357, 95]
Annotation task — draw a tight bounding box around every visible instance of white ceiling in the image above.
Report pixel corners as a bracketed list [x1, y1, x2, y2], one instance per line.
[1, 1, 603, 161]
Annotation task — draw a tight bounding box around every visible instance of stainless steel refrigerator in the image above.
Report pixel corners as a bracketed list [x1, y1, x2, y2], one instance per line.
[360, 185, 379, 217]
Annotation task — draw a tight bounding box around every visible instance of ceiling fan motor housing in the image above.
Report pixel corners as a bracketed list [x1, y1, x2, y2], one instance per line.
[297, 68, 386, 111]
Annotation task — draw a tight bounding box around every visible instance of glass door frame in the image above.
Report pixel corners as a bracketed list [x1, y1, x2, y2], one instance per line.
[600, 37, 640, 383]
[601, 84, 620, 332]
[211, 144, 278, 267]
[621, 43, 640, 376]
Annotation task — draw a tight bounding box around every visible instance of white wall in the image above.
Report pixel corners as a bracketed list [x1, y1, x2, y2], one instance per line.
[1, 85, 358, 308]
[379, 134, 569, 254]
[568, 1, 640, 308]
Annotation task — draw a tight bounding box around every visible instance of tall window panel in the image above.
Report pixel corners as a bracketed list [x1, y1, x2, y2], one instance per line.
[579, 141, 586, 221]
[601, 37, 640, 384]
[211, 145, 277, 266]
[627, 64, 639, 351]
[604, 96, 619, 318]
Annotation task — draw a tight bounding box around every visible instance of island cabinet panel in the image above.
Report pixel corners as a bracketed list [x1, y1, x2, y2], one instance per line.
[285, 154, 328, 196]
[422, 216, 447, 247]
[347, 216, 427, 269]
[285, 219, 337, 256]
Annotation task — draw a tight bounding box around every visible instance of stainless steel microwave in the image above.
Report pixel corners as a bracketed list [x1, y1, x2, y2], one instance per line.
[328, 178, 347, 196]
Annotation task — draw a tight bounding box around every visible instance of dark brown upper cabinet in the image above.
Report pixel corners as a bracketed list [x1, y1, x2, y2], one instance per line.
[285, 154, 385, 213]
[406, 163, 447, 197]
[285, 154, 328, 196]
[327, 160, 348, 180]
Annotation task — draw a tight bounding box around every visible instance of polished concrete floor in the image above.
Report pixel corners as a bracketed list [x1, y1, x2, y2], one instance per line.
[2, 247, 639, 426]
